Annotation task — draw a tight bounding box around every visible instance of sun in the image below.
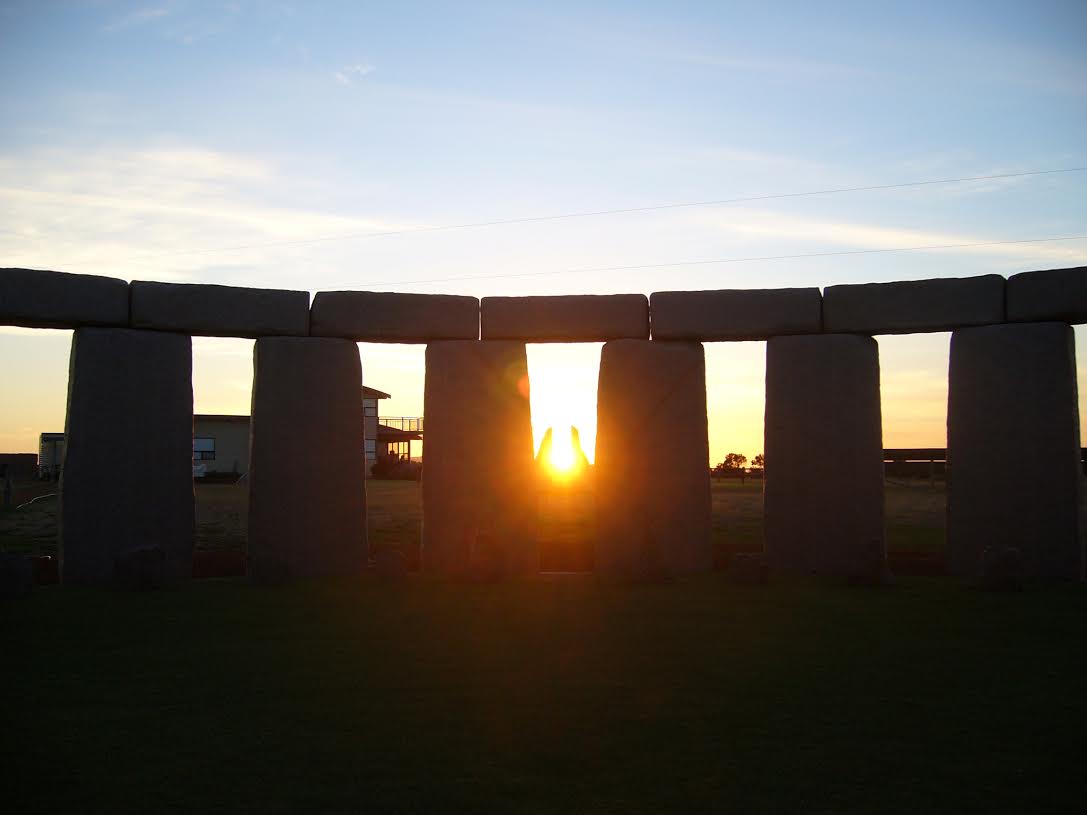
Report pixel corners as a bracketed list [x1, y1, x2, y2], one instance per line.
[548, 428, 576, 474]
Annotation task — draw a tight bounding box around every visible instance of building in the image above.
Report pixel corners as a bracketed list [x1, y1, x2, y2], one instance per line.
[193, 386, 420, 478]
[38, 432, 65, 479]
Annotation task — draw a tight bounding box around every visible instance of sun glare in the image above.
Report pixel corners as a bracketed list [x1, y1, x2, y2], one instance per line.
[548, 427, 576, 473]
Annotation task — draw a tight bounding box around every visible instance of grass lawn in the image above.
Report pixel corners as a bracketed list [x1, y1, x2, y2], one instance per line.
[2, 575, 1085, 813]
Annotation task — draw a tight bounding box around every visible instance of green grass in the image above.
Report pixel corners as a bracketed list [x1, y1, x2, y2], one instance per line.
[3, 575, 1085, 813]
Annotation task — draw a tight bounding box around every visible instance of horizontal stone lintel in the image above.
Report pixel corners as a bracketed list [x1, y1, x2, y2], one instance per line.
[822, 275, 1005, 334]
[650, 288, 821, 341]
[1006, 266, 1087, 325]
[1, 267, 129, 329]
[130, 281, 310, 338]
[310, 291, 479, 342]
[481, 294, 648, 341]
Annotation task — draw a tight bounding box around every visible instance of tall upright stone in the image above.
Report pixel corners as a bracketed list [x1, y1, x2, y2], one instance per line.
[248, 338, 367, 580]
[422, 341, 536, 575]
[596, 340, 711, 577]
[60, 328, 193, 584]
[764, 334, 884, 575]
[948, 323, 1083, 580]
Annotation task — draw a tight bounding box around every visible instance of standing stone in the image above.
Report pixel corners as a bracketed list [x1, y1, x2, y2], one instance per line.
[948, 323, 1083, 580]
[60, 328, 193, 584]
[422, 341, 536, 575]
[764, 334, 884, 575]
[595, 340, 712, 577]
[248, 338, 367, 580]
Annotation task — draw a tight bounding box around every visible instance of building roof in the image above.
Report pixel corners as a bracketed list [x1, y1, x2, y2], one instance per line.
[377, 424, 422, 442]
[363, 386, 391, 400]
[194, 414, 250, 423]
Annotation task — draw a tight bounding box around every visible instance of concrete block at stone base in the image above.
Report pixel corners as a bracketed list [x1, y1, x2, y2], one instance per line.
[948, 322, 1083, 580]
[650, 288, 821, 341]
[1, 268, 129, 329]
[1007, 266, 1087, 324]
[60, 328, 193, 584]
[481, 294, 648, 341]
[248, 338, 367, 579]
[764, 334, 884, 575]
[310, 291, 479, 342]
[595, 340, 712, 577]
[422, 341, 536, 575]
[130, 280, 309, 337]
[823, 275, 1005, 334]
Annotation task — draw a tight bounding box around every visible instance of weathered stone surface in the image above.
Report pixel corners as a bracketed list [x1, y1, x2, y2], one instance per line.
[481, 294, 648, 342]
[727, 552, 768, 585]
[310, 291, 479, 342]
[948, 322, 1083, 580]
[248, 338, 367, 579]
[60, 328, 193, 584]
[650, 288, 821, 341]
[0, 552, 33, 598]
[1, 268, 128, 329]
[823, 275, 1005, 334]
[595, 340, 711, 577]
[373, 547, 407, 581]
[130, 281, 309, 337]
[764, 334, 884, 575]
[1007, 266, 1087, 324]
[422, 341, 536, 575]
[113, 545, 167, 590]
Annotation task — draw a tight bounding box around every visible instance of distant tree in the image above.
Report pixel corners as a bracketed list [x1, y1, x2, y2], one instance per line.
[752, 453, 765, 469]
[714, 452, 748, 483]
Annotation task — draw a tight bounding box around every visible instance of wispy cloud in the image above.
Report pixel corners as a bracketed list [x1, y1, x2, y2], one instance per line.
[102, 6, 170, 34]
[333, 63, 374, 85]
[693, 207, 1087, 266]
[0, 145, 414, 282]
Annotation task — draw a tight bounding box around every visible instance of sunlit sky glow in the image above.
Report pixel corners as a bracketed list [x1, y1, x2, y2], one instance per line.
[2, 1, 1086, 462]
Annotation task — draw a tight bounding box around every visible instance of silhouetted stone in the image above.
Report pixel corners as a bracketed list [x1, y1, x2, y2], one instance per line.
[980, 545, 1024, 591]
[1, 267, 129, 329]
[130, 281, 309, 337]
[248, 338, 367, 579]
[31, 555, 58, 585]
[1006, 266, 1087, 324]
[823, 275, 1005, 334]
[650, 288, 822, 341]
[844, 540, 895, 587]
[596, 340, 711, 577]
[374, 547, 407, 581]
[310, 291, 479, 342]
[422, 341, 536, 575]
[60, 328, 193, 584]
[764, 334, 884, 575]
[113, 545, 167, 590]
[481, 294, 648, 341]
[948, 323, 1083, 580]
[727, 552, 767, 585]
[0, 553, 33, 598]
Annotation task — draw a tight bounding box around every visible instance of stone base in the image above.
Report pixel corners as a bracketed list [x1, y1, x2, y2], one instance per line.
[764, 334, 885, 575]
[248, 338, 367, 579]
[422, 341, 536, 575]
[948, 323, 1083, 580]
[595, 340, 712, 577]
[60, 328, 193, 584]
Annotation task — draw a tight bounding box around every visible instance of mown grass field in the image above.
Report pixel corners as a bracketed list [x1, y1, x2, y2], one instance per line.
[3, 574, 1085, 813]
[3, 477, 1085, 811]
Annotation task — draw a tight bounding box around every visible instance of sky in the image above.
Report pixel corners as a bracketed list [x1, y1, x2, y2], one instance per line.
[1, 0, 1085, 462]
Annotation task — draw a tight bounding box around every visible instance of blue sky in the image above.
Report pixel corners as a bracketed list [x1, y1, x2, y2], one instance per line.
[1, 0, 1085, 458]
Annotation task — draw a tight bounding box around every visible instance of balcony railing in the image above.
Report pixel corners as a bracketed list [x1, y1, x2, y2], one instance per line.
[379, 416, 424, 433]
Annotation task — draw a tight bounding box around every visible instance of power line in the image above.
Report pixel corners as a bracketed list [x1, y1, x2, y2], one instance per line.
[116, 166, 1087, 262]
[352, 234, 1087, 288]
